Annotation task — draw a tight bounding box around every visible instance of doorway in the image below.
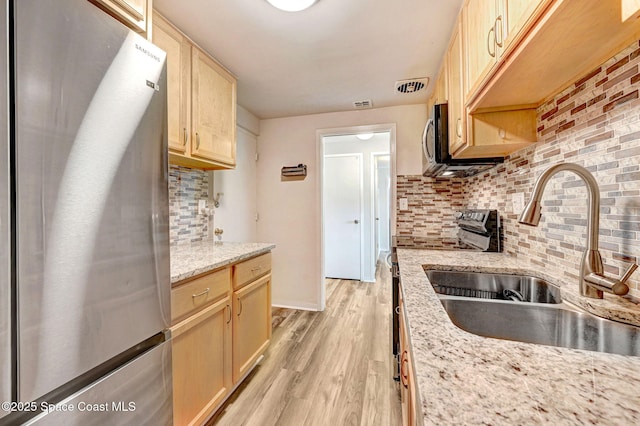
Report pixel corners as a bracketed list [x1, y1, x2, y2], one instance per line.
[373, 153, 391, 262]
[321, 129, 392, 286]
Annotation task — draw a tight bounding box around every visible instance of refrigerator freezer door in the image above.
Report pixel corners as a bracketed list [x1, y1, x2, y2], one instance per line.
[15, 0, 170, 402]
[25, 340, 172, 426]
[0, 0, 10, 418]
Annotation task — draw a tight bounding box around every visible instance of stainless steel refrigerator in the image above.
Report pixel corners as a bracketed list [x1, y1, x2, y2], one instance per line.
[1, 0, 172, 424]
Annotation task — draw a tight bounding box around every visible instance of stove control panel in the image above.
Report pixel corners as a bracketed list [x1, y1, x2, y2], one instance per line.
[454, 209, 501, 252]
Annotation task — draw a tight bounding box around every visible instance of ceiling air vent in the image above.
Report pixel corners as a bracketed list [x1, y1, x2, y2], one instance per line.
[395, 77, 429, 94]
[353, 99, 373, 109]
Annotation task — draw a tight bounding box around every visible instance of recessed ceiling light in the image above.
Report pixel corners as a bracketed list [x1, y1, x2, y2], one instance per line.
[266, 0, 319, 12]
[356, 133, 374, 141]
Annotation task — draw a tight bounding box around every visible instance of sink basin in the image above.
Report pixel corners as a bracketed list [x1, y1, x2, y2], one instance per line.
[425, 270, 562, 304]
[439, 298, 640, 356]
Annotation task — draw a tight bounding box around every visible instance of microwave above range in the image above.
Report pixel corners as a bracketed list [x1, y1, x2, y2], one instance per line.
[422, 103, 503, 178]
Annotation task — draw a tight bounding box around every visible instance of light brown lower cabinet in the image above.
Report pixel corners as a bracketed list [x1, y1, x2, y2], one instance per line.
[399, 283, 420, 426]
[170, 253, 272, 425]
[233, 273, 272, 382]
[171, 297, 232, 426]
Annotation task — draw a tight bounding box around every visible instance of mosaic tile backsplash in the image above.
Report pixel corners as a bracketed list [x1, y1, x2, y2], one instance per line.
[398, 40, 640, 298]
[169, 165, 209, 245]
[396, 176, 465, 240]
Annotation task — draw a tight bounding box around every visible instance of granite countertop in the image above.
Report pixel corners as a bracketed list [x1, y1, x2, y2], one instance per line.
[170, 240, 275, 284]
[397, 248, 640, 425]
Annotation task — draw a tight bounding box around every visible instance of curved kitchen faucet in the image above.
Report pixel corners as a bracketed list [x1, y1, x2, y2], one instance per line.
[518, 162, 638, 299]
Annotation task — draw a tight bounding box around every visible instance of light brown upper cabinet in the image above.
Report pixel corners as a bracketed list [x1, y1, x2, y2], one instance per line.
[471, 0, 640, 110]
[152, 13, 190, 155]
[429, 59, 448, 112]
[153, 12, 237, 170]
[191, 47, 237, 167]
[90, 0, 152, 37]
[447, 17, 466, 156]
[463, 0, 548, 101]
[447, 1, 539, 159]
[448, 0, 640, 159]
[501, 0, 547, 52]
[428, 43, 448, 120]
[435, 62, 448, 105]
[463, 0, 499, 98]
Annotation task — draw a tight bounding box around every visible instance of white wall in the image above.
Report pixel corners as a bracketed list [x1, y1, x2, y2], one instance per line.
[324, 134, 389, 282]
[257, 104, 427, 310]
[212, 106, 259, 242]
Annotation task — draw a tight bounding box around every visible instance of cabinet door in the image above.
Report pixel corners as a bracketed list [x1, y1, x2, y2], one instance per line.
[501, 0, 547, 53]
[435, 65, 448, 104]
[399, 284, 416, 426]
[152, 13, 190, 155]
[447, 19, 466, 156]
[91, 0, 149, 34]
[399, 285, 408, 425]
[233, 274, 271, 383]
[171, 297, 232, 426]
[191, 46, 236, 167]
[463, 0, 498, 97]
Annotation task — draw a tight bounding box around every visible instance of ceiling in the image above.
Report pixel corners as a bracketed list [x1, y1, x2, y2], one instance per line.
[153, 0, 463, 119]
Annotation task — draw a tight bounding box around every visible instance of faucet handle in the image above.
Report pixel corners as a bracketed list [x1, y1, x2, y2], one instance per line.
[620, 262, 638, 285]
[585, 261, 637, 296]
[609, 262, 638, 296]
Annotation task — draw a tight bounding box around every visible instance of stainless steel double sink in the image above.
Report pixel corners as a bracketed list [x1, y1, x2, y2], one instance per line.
[425, 270, 640, 357]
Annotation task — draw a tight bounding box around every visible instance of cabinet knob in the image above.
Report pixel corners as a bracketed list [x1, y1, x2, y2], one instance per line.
[183, 128, 188, 146]
[196, 132, 200, 150]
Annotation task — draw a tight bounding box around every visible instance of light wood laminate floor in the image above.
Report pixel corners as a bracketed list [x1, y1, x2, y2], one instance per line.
[208, 264, 402, 425]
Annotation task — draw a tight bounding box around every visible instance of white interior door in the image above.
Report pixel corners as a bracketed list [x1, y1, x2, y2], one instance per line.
[324, 154, 362, 280]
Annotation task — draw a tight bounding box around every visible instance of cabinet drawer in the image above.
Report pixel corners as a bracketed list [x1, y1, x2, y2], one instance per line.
[172, 267, 231, 323]
[233, 252, 271, 290]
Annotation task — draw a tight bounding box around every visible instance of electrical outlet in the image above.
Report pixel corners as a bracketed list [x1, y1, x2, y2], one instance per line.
[512, 192, 525, 213]
[198, 199, 206, 211]
[399, 198, 409, 210]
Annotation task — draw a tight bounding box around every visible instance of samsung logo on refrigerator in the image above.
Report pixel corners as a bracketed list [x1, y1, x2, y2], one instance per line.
[135, 43, 161, 63]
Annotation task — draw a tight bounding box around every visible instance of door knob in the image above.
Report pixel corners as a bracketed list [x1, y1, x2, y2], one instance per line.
[354, 219, 360, 224]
